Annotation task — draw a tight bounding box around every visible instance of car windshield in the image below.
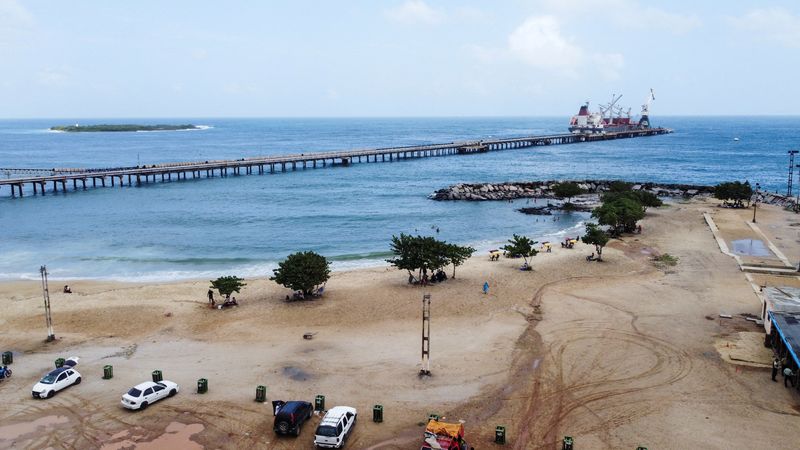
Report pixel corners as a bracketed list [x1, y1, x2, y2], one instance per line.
[39, 374, 57, 384]
[127, 388, 142, 397]
[316, 425, 338, 437]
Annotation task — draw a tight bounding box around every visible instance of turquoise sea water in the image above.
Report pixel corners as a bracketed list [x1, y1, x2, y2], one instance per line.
[0, 116, 794, 281]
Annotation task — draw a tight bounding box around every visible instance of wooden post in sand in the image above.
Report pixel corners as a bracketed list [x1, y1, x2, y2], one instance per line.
[421, 294, 431, 376]
[40, 265, 55, 342]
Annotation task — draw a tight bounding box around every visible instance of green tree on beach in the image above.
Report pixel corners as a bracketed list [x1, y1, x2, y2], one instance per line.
[592, 197, 646, 236]
[502, 234, 539, 268]
[552, 182, 584, 206]
[271, 251, 331, 297]
[447, 243, 476, 279]
[210, 275, 247, 298]
[602, 190, 663, 210]
[581, 223, 611, 261]
[714, 181, 753, 208]
[608, 181, 634, 193]
[386, 234, 475, 282]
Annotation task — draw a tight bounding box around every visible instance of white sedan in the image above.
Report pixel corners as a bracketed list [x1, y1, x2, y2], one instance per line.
[121, 380, 179, 410]
[32, 366, 82, 399]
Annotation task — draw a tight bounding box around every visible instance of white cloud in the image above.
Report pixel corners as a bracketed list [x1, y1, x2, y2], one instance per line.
[728, 8, 800, 48]
[325, 88, 340, 100]
[191, 49, 208, 60]
[472, 15, 625, 81]
[508, 16, 583, 71]
[37, 67, 71, 87]
[222, 82, 262, 95]
[0, 0, 33, 45]
[591, 53, 625, 81]
[385, 0, 443, 25]
[536, 0, 700, 35]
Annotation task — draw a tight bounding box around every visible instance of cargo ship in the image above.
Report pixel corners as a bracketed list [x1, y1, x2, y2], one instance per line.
[569, 89, 655, 134]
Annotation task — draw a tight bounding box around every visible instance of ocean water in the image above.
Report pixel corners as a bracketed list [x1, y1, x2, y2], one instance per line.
[0, 116, 795, 281]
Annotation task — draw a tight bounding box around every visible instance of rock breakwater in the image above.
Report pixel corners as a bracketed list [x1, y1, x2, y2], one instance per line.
[429, 180, 715, 202]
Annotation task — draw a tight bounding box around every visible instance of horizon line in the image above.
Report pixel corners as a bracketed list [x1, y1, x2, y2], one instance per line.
[2, 114, 800, 120]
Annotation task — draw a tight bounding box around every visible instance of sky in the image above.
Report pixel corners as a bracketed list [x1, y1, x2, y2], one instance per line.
[1, 0, 799, 118]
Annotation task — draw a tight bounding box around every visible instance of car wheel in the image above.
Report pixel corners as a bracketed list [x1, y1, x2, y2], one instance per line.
[292, 424, 300, 437]
[277, 421, 290, 434]
[169, 389, 177, 397]
[74, 376, 82, 385]
[46, 390, 55, 398]
[140, 401, 148, 410]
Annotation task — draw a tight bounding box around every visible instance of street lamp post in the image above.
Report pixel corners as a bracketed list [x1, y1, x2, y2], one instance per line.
[752, 183, 760, 223]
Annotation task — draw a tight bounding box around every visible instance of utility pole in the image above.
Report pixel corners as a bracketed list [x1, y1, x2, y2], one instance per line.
[752, 183, 760, 224]
[40, 265, 55, 342]
[795, 164, 800, 212]
[788, 151, 798, 197]
[420, 294, 431, 376]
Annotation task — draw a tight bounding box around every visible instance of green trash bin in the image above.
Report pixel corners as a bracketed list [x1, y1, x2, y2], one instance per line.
[103, 365, 113, 379]
[2, 351, 12, 365]
[495, 426, 506, 444]
[562, 436, 574, 450]
[314, 394, 325, 412]
[428, 413, 440, 422]
[373, 405, 383, 423]
[55, 358, 65, 368]
[152, 370, 163, 382]
[256, 385, 267, 403]
[197, 378, 208, 394]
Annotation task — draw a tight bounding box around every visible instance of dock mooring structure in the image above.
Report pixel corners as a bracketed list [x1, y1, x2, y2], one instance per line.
[0, 128, 672, 198]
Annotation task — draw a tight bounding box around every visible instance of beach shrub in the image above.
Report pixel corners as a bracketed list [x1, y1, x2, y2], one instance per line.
[270, 251, 331, 297]
[608, 181, 634, 193]
[210, 275, 247, 297]
[552, 182, 584, 205]
[386, 234, 475, 283]
[592, 197, 646, 236]
[653, 253, 679, 268]
[581, 223, 610, 261]
[714, 181, 753, 208]
[502, 234, 539, 267]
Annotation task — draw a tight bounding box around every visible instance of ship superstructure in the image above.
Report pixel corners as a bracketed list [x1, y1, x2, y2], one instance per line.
[569, 89, 655, 134]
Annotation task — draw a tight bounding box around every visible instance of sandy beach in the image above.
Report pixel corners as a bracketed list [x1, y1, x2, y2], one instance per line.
[2, 198, 800, 449]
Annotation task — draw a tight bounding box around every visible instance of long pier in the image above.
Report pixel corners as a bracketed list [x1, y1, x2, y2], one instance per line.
[1, 128, 672, 198]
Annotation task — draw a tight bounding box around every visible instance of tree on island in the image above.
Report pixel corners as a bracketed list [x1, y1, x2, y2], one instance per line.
[271, 251, 331, 298]
[581, 223, 611, 261]
[210, 275, 247, 298]
[552, 182, 584, 207]
[386, 233, 475, 283]
[592, 197, 646, 236]
[714, 181, 753, 208]
[502, 234, 539, 269]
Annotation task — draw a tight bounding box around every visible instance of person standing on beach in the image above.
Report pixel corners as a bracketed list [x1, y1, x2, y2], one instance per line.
[784, 366, 795, 387]
[772, 357, 780, 382]
[207, 289, 215, 307]
[483, 281, 489, 295]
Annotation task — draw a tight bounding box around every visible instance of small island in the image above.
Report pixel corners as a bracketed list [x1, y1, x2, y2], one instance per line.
[50, 124, 201, 132]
